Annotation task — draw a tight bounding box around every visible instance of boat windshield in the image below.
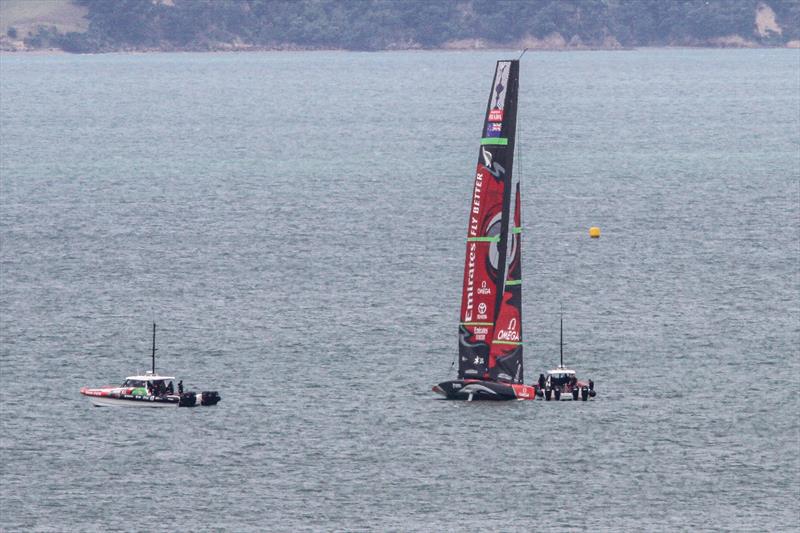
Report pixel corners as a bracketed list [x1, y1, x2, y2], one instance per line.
[123, 379, 146, 387]
[547, 373, 576, 386]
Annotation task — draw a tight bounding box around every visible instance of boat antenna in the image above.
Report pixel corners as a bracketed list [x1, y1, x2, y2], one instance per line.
[559, 305, 564, 368]
[517, 48, 528, 61]
[151, 322, 156, 374]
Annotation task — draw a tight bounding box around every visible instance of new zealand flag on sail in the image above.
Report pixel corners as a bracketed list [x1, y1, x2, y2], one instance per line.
[485, 122, 503, 138]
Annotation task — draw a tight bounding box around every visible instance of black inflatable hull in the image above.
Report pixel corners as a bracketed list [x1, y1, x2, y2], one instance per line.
[179, 391, 221, 407]
[432, 380, 536, 401]
[536, 386, 597, 401]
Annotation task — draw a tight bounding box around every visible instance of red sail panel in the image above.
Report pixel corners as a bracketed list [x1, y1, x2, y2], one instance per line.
[489, 182, 524, 383]
[458, 60, 518, 380]
[458, 163, 506, 364]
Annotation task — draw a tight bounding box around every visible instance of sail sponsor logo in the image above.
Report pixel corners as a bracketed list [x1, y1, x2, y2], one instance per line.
[473, 356, 484, 366]
[477, 281, 491, 295]
[465, 166, 486, 321]
[470, 169, 484, 232]
[515, 386, 531, 398]
[488, 108, 503, 122]
[496, 318, 520, 341]
[464, 242, 477, 321]
[477, 302, 487, 320]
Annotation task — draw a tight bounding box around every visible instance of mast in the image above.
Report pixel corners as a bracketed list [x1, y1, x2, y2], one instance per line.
[560, 312, 563, 368]
[151, 322, 156, 374]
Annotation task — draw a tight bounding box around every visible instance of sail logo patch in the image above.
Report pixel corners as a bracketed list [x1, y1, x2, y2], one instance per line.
[488, 108, 504, 122]
[496, 318, 520, 341]
[464, 242, 477, 321]
[485, 122, 502, 138]
[477, 281, 491, 295]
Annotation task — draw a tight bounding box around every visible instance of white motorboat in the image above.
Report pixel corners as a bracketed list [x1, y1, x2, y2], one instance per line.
[80, 323, 220, 408]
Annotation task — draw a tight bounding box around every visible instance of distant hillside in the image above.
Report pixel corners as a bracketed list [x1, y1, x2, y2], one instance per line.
[2, 0, 799, 53]
[0, 0, 87, 46]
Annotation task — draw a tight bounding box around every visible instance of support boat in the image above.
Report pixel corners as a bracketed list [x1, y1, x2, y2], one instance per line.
[535, 313, 596, 401]
[80, 323, 221, 408]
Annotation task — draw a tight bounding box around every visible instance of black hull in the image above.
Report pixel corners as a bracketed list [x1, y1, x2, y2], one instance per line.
[432, 380, 535, 401]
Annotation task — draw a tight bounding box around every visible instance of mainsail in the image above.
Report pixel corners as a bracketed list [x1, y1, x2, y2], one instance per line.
[458, 59, 521, 381]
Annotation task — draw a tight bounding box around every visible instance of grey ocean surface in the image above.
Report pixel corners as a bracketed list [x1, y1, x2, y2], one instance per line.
[1, 49, 798, 531]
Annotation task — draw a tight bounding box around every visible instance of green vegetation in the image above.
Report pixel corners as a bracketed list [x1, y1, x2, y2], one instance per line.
[3, 0, 799, 52]
[0, 0, 87, 35]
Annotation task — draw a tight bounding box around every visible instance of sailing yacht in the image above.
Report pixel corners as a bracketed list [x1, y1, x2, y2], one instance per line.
[433, 58, 536, 401]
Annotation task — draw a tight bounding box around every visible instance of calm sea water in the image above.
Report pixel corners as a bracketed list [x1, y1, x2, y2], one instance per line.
[1, 49, 798, 532]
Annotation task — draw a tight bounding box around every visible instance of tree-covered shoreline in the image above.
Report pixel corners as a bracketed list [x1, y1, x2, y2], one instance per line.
[4, 0, 799, 53]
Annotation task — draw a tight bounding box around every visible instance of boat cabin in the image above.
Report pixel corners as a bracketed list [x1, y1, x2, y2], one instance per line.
[545, 367, 577, 387]
[122, 372, 177, 396]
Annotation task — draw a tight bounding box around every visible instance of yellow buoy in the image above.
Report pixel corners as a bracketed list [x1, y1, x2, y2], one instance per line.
[589, 226, 601, 239]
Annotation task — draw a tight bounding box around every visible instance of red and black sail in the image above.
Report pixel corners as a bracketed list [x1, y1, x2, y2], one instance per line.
[489, 182, 523, 383]
[458, 59, 520, 381]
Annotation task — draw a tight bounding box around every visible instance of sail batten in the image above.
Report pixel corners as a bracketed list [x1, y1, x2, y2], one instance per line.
[466, 236, 500, 242]
[458, 59, 521, 382]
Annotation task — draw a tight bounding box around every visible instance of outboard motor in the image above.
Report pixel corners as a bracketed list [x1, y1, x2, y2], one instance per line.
[554, 388, 561, 401]
[201, 391, 221, 406]
[572, 388, 579, 401]
[179, 392, 197, 407]
[581, 387, 589, 401]
[544, 387, 552, 401]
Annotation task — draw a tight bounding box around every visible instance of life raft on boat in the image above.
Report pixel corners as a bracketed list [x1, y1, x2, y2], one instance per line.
[433, 379, 536, 401]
